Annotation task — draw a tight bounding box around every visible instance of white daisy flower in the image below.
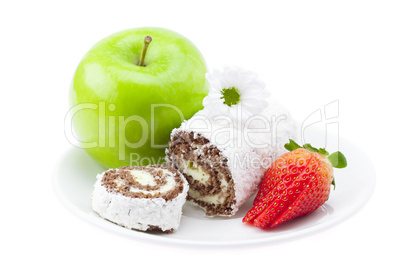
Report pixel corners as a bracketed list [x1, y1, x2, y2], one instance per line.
[203, 66, 269, 124]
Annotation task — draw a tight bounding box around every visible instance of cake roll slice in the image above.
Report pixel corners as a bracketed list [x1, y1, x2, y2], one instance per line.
[92, 165, 189, 233]
[166, 99, 296, 216]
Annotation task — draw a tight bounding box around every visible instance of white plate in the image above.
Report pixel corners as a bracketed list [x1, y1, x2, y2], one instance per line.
[52, 132, 375, 246]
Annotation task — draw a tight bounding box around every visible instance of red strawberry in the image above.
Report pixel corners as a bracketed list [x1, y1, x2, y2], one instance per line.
[243, 139, 347, 228]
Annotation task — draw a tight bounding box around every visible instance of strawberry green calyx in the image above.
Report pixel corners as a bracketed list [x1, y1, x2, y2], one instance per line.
[284, 139, 302, 151]
[328, 151, 347, 168]
[284, 139, 347, 169]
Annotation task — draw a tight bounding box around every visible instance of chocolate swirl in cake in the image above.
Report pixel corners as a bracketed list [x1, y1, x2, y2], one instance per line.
[101, 165, 185, 201]
[166, 131, 236, 216]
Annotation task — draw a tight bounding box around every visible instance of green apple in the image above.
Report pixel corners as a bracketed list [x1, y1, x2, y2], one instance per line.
[69, 27, 209, 168]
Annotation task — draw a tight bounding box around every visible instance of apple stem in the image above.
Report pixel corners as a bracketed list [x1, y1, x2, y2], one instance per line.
[138, 36, 152, 67]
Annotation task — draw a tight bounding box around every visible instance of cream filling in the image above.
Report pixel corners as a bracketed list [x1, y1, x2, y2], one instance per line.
[179, 160, 210, 183]
[114, 168, 176, 196]
[180, 160, 229, 205]
[188, 189, 223, 204]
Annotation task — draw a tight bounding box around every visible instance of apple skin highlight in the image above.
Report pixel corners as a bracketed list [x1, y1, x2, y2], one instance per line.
[70, 27, 209, 169]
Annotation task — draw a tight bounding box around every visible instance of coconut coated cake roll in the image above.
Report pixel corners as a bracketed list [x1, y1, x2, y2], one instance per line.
[92, 165, 189, 233]
[166, 99, 296, 216]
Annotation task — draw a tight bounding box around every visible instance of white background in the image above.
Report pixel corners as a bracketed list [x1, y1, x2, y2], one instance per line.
[1, 0, 401, 267]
